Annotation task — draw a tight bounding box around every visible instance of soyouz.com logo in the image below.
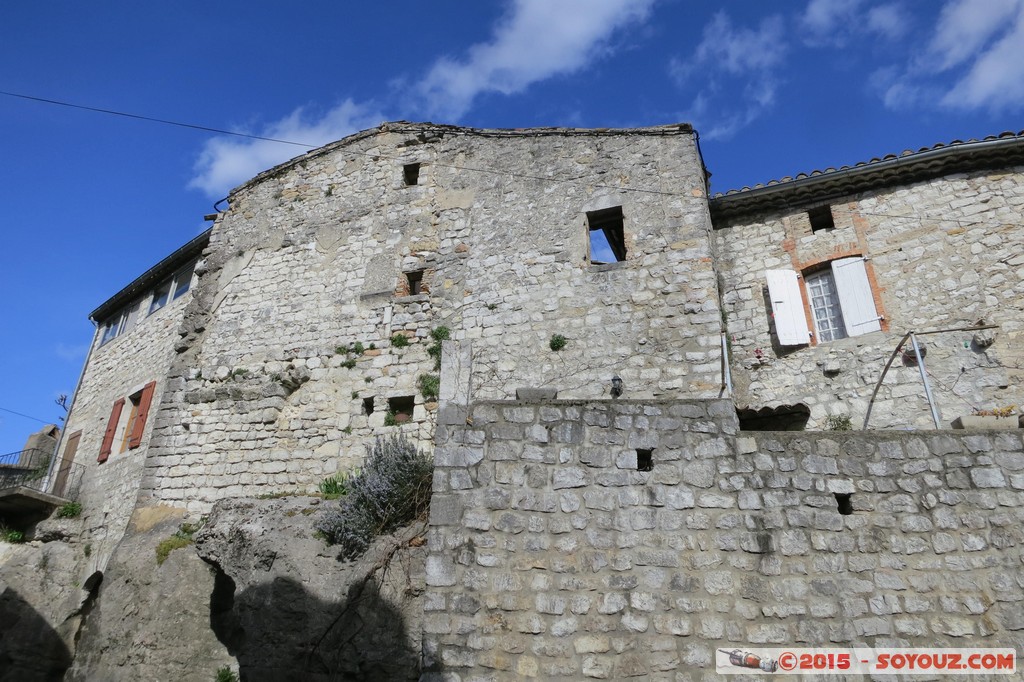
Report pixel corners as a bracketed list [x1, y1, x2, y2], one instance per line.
[716, 648, 1016, 675]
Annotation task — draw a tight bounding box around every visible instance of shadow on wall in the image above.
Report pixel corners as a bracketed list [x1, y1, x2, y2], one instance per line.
[209, 569, 418, 682]
[0, 588, 73, 682]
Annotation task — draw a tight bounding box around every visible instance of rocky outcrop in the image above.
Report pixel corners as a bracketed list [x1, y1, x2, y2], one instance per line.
[195, 496, 427, 681]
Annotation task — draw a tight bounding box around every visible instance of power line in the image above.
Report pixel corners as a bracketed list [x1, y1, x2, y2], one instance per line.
[0, 90, 316, 148]
[0, 406, 51, 425]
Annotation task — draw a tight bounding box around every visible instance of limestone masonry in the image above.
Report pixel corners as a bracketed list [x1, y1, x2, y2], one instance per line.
[7, 122, 1024, 679]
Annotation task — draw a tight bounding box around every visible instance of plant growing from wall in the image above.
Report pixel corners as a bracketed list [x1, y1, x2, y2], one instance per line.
[426, 326, 450, 370]
[314, 435, 433, 560]
[825, 414, 852, 431]
[549, 334, 568, 351]
[384, 411, 398, 426]
[418, 373, 440, 401]
[56, 502, 82, 518]
[155, 519, 205, 565]
[391, 333, 410, 348]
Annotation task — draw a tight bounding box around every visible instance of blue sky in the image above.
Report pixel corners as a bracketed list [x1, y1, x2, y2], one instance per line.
[2, 0, 1023, 454]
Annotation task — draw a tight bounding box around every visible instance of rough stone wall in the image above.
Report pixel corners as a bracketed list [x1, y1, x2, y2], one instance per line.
[424, 399, 1024, 680]
[714, 167, 1024, 429]
[52, 293, 191, 574]
[141, 124, 721, 511]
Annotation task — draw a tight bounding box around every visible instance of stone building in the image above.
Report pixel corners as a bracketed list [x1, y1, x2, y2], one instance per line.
[11, 122, 1024, 678]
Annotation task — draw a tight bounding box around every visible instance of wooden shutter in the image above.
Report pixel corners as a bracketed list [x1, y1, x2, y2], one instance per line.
[765, 270, 810, 346]
[99, 398, 125, 462]
[832, 257, 881, 336]
[53, 431, 81, 497]
[128, 381, 157, 449]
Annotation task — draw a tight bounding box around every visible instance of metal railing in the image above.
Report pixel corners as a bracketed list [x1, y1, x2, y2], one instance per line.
[0, 449, 85, 501]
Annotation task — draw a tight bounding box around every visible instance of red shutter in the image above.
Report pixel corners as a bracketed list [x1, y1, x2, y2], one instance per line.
[128, 381, 157, 449]
[99, 398, 125, 462]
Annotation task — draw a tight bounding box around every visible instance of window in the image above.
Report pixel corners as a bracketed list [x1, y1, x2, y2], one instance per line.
[405, 270, 424, 295]
[808, 205, 835, 232]
[99, 301, 141, 346]
[804, 270, 846, 342]
[149, 261, 195, 315]
[387, 396, 415, 423]
[765, 257, 881, 346]
[403, 163, 421, 186]
[98, 381, 156, 462]
[587, 206, 626, 264]
[119, 392, 142, 453]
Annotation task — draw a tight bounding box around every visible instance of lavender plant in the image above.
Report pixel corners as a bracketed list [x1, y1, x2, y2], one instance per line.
[315, 435, 433, 560]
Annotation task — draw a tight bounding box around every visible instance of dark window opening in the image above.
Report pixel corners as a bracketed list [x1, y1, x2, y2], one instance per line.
[363, 397, 375, 415]
[737, 404, 811, 431]
[387, 396, 415, 423]
[835, 493, 853, 515]
[403, 163, 421, 186]
[636, 448, 653, 472]
[406, 270, 424, 295]
[808, 205, 835, 232]
[587, 206, 626, 264]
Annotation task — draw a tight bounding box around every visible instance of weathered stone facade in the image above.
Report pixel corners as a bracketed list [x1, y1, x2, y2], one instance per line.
[425, 399, 1024, 679]
[9, 123, 1024, 678]
[714, 161, 1024, 430]
[138, 123, 720, 510]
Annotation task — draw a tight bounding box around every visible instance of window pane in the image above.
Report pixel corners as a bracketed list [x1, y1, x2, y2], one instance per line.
[805, 271, 847, 342]
[149, 281, 171, 314]
[172, 263, 194, 300]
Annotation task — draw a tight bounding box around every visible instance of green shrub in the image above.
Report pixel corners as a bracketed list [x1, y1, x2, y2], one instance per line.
[825, 414, 853, 431]
[418, 374, 440, 400]
[1, 528, 24, 544]
[155, 519, 205, 565]
[549, 334, 568, 351]
[56, 502, 82, 518]
[351, 341, 365, 354]
[340, 358, 357, 369]
[215, 667, 239, 682]
[318, 469, 359, 499]
[391, 333, 410, 348]
[315, 436, 433, 560]
[384, 411, 398, 427]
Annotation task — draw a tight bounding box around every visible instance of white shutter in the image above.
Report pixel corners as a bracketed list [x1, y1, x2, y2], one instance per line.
[765, 270, 810, 346]
[831, 257, 881, 336]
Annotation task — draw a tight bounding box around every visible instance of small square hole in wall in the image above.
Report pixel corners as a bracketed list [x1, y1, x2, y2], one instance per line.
[808, 205, 835, 232]
[388, 396, 415, 423]
[835, 492, 853, 515]
[362, 397, 375, 415]
[405, 270, 424, 295]
[403, 163, 421, 186]
[636, 448, 653, 472]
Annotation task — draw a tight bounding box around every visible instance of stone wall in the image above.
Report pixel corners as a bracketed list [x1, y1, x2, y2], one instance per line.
[53, 292, 192, 574]
[140, 123, 722, 510]
[424, 399, 1024, 679]
[714, 167, 1024, 429]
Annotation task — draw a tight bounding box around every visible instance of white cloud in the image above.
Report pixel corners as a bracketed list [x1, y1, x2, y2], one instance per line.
[939, 5, 1024, 110]
[874, 0, 1024, 113]
[801, 0, 866, 45]
[188, 99, 385, 199]
[925, 0, 1021, 70]
[672, 12, 787, 140]
[54, 343, 89, 363]
[417, 0, 656, 119]
[866, 3, 911, 40]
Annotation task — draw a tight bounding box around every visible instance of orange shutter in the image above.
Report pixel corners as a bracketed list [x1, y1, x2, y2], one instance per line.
[128, 381, 157, 449]
[99, 398, 125, 462]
